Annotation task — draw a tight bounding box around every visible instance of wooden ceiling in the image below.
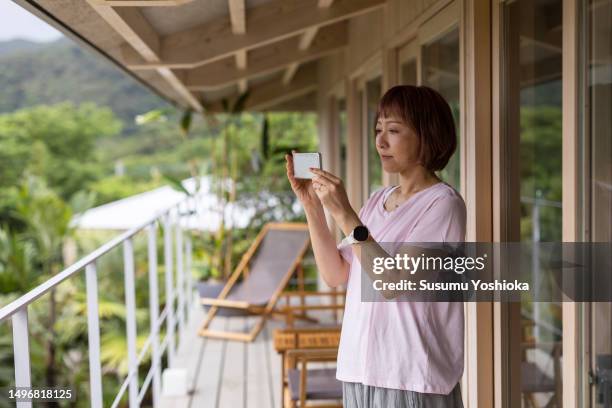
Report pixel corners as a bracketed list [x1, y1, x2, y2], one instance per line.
[18, 0, 385, 112]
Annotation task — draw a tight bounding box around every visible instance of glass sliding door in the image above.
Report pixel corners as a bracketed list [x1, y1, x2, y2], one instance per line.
[364, 76, 383, 196]
[421, 27, 460, 190]
[502, 0, 564, 406]
[581, 0, 612, 405]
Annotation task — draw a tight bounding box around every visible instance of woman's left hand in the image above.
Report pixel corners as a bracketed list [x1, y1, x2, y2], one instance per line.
[310, 168, 353, 219]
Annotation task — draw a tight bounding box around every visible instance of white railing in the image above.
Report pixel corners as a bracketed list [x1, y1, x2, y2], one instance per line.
[0, 195, 197, 408]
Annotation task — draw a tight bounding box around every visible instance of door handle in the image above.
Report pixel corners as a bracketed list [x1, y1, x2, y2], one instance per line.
[596, 354, 612, 407]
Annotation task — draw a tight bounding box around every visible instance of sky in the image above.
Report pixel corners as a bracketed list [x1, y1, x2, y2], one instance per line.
[0, 1, 63, 42]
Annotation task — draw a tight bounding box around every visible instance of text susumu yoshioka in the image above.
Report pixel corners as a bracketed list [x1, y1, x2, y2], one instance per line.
[357, 242, 612, 302]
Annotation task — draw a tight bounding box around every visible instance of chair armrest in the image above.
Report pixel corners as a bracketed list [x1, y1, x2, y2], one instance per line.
[282, 290, 346, 298]
[281, 303, 344, 327]
[200, 297, 250, 309]
[286, 347, 339, 362]
[275, 327, 342, 335]
[282, 304, 345, 312]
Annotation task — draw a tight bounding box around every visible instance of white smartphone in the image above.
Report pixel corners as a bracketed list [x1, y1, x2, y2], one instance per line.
[292, 152, 322, 179]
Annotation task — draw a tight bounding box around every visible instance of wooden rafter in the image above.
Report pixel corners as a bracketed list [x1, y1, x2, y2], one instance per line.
[299, 26, 320, 50]
[203, 65, 317, 112]
[283, 0, 335, 85]
[89, 0, 194, 6]
[124, 0, 385, 69]
[238, 79, 248, 93]
[86, 0, 203, 111]
[234, 49, 247, 69]
[185, 23, 346, 91]
[230, 0, 248, 93]
[228, 0, 246, 34]
[235, 49, 248, 92]
[282, 64, 300, 85]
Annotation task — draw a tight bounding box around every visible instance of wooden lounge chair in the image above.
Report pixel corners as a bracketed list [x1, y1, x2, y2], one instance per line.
[280, 290, 346, 329]
[198, 222, 310, 342]
[274, 327, 343, 408]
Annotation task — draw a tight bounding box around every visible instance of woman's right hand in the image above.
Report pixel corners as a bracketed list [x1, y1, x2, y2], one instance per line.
[285, 151, 321, 208]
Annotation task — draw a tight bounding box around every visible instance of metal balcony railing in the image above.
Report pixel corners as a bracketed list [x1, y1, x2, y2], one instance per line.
[0, 195, 198, 408]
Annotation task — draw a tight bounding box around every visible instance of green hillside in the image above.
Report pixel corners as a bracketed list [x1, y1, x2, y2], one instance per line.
[0, 39, 46, 57]
[0, 37, 167, 129]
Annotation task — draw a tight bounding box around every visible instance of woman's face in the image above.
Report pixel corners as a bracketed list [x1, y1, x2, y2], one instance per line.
[375, 114, 421, 174]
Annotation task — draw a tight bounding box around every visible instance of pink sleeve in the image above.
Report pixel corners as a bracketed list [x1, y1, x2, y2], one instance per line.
[406, 194, 467, 243]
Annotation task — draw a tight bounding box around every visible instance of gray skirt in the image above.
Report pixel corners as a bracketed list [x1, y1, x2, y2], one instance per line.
[342, 382, 464, 408]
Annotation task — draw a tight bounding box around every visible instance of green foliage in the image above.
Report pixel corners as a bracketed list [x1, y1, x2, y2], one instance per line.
[180, 110, 193, 135]
[13, 177, 73, 265]
[0, 103, 121, 202]
[0, 227, 36, 294]
[89, 175, 161, 204]
[519, 106, 562, 241]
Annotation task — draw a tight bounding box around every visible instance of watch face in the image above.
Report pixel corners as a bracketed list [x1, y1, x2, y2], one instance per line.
[354, 225, 369, 241]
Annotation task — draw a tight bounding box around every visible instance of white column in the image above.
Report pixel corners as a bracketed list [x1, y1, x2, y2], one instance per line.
[163, 213, 176, 365]
[123, 239, 139, 406]
[85, 263, 103, 408]
[12, 307, 32, 408]
[147, 223, 161, 405]
[175, 205, 185, 339]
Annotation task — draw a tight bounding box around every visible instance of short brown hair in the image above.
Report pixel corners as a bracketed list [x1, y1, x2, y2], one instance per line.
[375, 85, 457, 172]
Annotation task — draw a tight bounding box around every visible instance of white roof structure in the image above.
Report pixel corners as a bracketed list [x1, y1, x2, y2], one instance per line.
[71, 177, 255, 231]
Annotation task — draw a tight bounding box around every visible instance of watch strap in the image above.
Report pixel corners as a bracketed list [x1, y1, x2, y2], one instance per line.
[338, 230, 357, 249]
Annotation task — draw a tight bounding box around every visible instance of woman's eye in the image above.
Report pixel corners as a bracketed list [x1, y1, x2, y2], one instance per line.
[389, 129, 398, 134]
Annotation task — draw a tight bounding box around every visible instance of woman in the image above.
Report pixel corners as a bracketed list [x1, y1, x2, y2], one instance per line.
[285, 85, 466, 408]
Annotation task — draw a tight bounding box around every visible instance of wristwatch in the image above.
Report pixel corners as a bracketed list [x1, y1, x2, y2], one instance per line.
[339, 225, 369, 248]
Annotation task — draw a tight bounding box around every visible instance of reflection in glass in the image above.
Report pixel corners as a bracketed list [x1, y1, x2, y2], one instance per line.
[422, 28, 460, 190]
[366, 77, 383, 196]
[338, 99, 347, 183]
[583, 0, 612, 405]
[504, 0, 563, 406]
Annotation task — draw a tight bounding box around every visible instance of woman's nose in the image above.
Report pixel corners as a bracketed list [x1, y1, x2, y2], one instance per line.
[375, 134, 388, 149]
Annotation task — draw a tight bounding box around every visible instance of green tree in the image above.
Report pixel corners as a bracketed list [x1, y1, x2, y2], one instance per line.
[0, 103, 121, 201]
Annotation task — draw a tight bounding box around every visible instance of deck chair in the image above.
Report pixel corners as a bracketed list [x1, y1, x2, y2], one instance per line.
[198, 222, 310, 342]
[275, 330, 343, 408]
[274, 290, 346, 407]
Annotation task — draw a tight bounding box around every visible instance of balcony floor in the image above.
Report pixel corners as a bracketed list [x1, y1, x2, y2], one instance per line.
[160, 303, 284, 408]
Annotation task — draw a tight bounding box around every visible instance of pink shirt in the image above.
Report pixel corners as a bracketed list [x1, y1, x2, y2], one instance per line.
[336, 182, 466, 394]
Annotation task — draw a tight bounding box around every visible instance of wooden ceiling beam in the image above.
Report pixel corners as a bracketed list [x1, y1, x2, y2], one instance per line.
[299, 26, 320, 50]
[282, 64, 300, 85]
[90, 0, 194, 6]
[228, 0, 246, 34]
[230, 0, 249, 92]
[266, 92, 317, 112]
[283, 0, 334, 85]
[238, 79, 248, 93]
[124, 0, 385, 69]
[235, 49, 247, 69]
[228, 0, 248, 91]
[86, 0, 203, 111]
[88, 4, 160, 59]
[203, 65, 318, 112]
[185, 23, 346, 90]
